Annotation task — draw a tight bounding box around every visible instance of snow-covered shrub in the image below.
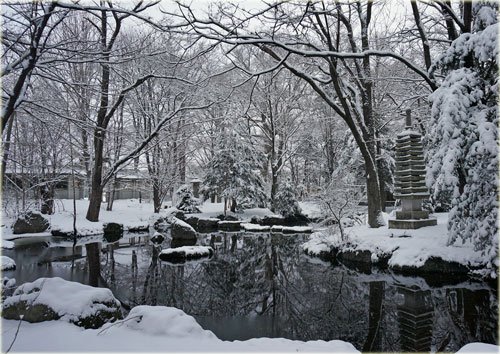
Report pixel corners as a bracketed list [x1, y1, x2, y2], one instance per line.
[427, 4, 498, 267]
[318, 173, 363, 241]
[175, 185, 200, 213]
[273, 179, 302, 217]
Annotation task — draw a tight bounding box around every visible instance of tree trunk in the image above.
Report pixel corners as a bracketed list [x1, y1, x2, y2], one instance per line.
[86, 130, 105, 221]
[86, 242, 100, 287]
[362, 281, 385, 352]
[2, 113, 15, 185]
[270, 169, 278, 212]
[365, 159, 383, 227]
[153, 182, 161, 213]
[40, 184, 54, 215]
[106, 177, 116, 211]
[230, 197, 237, 213]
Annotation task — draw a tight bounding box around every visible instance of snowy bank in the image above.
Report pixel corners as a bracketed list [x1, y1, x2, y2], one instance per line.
[1, 305, 359, 352]
[2, 199, 167, 240]
[303, 213, 496, 278]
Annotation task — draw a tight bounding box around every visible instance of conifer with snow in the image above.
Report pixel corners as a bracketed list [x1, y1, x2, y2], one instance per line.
[203, 130, 267, 212]
[427, 3, 498, 269]
[273, 179, 302, 218]
[175, 185, 201, 213]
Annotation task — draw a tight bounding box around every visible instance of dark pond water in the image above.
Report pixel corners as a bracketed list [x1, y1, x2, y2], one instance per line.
[3, 231, 498, 352]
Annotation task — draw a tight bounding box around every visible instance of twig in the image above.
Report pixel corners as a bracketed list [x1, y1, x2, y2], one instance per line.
[97, 315, 143, 335]
[5, 315, 23, 353]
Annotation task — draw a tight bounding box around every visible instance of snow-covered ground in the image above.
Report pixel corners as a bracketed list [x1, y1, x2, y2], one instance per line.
[2, 306, 495, 353]
[1, 199, 282, 243]
[2, 199, 164, 241]
[303, 212, 497, 278]
[1, 306, 358, 353]
[194, 202, 277, 220]
[455, 342, 499, 353]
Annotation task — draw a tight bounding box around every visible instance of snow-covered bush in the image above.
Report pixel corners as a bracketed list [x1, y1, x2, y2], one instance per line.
[175, 185, 200, 213]
[273, 179, 302, 217]
[318, 173, 363, 241]
[427, 4, 498, 266]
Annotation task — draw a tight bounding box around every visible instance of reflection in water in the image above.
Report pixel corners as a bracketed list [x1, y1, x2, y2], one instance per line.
[4, 231, 498, 352]
[397, 286, 434, 352]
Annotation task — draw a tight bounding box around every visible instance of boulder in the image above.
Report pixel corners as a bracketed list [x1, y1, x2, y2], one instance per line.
[153, 217, 168, 231]
[120, 306, 216, 339]
[196, 218, 219, 233]
[218, 220, 241, 231]
[283, 213, 310, 226]
[103, 223, 123, 243]
[170, 217, 197, 241]
[2, 277, 122, 329]
[1, 256, 16, 271]
[337, 249, 372, 264]
[127, 225, 149, 233]
[51, 229, 71, 237]
[259, 215, 286, 226]
[184, 216, 199, 229]
[173, 210, 186, 221]
[280, 226, 313, 234]
[13, 212, 49, 234]
[151, 232, 165, 245]
[170, 238, 197, 248]
[392, 256, 469, 275]
[159, 246, 214, 263]
[217, 214, 239, 221]
[241, 223, 270, 232]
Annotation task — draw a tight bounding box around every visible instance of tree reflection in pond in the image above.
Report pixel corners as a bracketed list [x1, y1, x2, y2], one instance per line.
[103, 232, 497, 352]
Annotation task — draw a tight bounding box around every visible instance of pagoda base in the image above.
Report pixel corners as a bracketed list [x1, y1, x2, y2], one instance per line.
[388, 218, 437, 230]
[396, 210, 429, 219]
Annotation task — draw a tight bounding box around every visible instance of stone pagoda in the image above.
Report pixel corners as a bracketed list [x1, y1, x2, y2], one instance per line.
[389, 110, 437, 229]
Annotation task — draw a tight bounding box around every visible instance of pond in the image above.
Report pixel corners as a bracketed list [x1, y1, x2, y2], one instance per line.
[3, 230, 498, 352]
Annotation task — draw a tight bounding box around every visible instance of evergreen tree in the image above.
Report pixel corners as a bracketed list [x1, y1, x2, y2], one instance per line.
[427, 3, 498, 269]
[203, 130, 267, 212]
[175, 184, 201, 213]
[273, 179, 302, 218]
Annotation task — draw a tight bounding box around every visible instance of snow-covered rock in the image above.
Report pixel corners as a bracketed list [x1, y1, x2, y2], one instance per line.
[2, 277, 16, 288]
[13, 212, 49, 234]
[218, 220, 241, 231]
[121, 305, 217, 339]
[271, 225, 313, 234]
[456, 342, 499, 353]
[151, 232, 165, 244]
[1, 256, 16, 271]
[170, 217, 197, 241]
[2, 277, 122, 328]
[159, 246, 213, 263]
[2, 240, 14, 249]
[241, 223, 270, 232]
